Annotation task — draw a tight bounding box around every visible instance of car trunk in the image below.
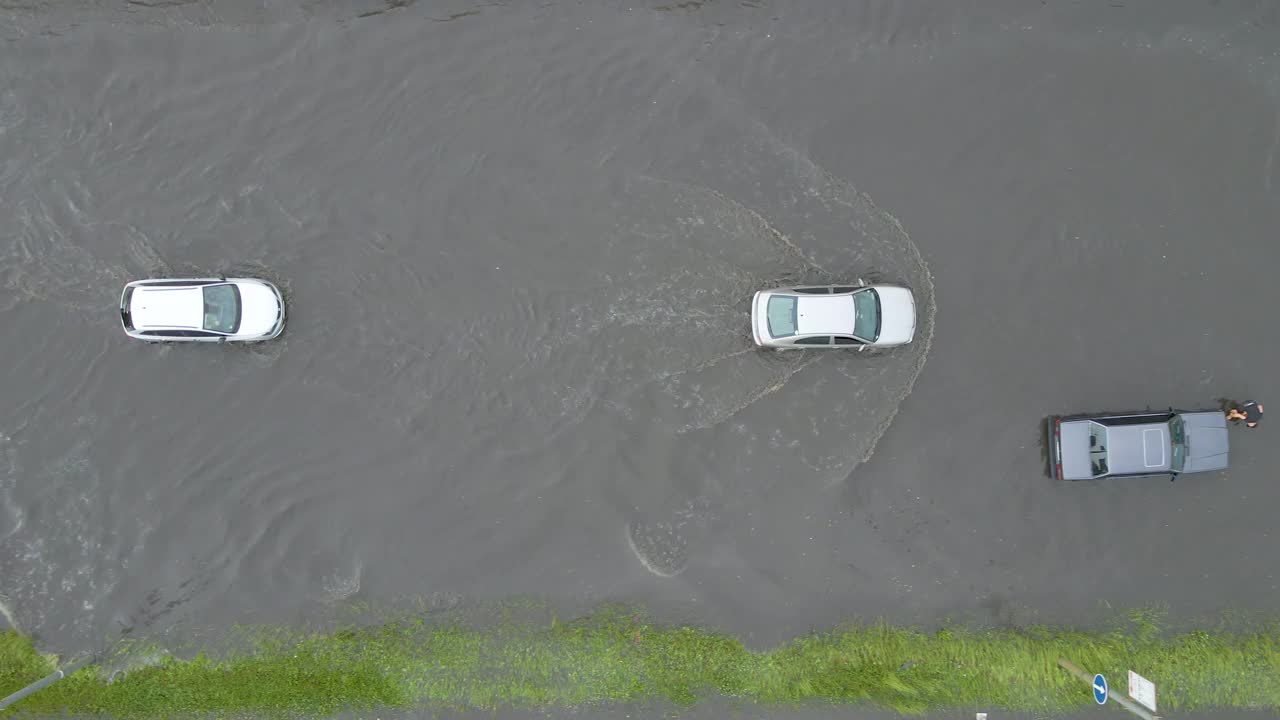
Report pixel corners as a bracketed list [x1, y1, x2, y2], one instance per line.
[1058, 420, 1093, 480]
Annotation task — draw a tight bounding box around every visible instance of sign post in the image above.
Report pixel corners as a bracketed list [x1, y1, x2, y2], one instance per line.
[1057, 659, 1162, 720]
[0, 655, 94, 712]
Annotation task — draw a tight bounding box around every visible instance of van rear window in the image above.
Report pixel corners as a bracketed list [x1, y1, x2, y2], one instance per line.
[120, 286, 135, 330]
[766, 296, 797, 338]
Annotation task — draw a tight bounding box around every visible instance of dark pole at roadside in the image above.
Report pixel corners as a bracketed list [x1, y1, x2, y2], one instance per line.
[0, 654, 95, 712]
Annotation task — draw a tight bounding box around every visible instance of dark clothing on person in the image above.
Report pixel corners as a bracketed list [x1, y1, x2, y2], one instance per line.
[1243, 401, 1263, 427]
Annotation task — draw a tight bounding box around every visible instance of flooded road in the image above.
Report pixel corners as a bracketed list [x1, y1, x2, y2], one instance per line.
[2, 0, 1279, 672]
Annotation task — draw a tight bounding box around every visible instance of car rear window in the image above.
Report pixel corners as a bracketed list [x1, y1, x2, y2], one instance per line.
[766, 296, 797, 338]
[202, 284, 241, 334]
[1169, 416, 1186, 472]
[120, 286, 135, 330]
[1090, 422, 1109, 476]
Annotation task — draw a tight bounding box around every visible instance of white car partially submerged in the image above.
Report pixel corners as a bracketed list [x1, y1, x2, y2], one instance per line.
[120, 278, 285, 342]
[751, 284, 916, 349]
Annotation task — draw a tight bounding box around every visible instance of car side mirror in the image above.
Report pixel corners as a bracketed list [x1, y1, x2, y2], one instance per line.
[219, 337, 227, 343]
[857, 345, 866, 352]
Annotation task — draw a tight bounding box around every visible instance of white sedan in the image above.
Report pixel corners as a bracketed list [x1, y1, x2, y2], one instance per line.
[751, 284, 916, 349]
[119, 278, 285, 342]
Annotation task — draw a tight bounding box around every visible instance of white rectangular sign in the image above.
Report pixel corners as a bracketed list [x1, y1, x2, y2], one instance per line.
[1128, 670, 1157, 712]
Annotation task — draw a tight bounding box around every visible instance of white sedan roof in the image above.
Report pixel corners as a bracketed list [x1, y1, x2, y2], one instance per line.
[795, 295, 856, 335]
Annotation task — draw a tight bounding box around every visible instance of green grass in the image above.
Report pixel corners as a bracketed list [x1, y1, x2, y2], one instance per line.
[2, 608, 1278, 717]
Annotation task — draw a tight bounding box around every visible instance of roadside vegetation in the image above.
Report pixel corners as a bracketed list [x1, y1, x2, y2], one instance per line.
[3, 607, 1278, 717]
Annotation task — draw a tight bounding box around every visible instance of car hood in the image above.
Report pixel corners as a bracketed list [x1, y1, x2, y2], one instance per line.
[234, 281, 282, 337]
[1181, 411, 1229, 473]
[873, 286, 916, 345]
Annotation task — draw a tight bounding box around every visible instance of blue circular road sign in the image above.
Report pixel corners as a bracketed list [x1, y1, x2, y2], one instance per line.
[1092, 673, 1108, 705]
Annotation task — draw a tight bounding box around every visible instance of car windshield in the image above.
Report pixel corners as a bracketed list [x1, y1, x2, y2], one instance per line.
[766, 296, 797, 338]
[1089, 422, 1109, 476]
[852, 289, 879, 340]
[1169, 416, 1186, 472]
[202, 284, 241, 334]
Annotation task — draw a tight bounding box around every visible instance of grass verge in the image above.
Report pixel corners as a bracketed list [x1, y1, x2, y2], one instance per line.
[2, 607, 1278, 717]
